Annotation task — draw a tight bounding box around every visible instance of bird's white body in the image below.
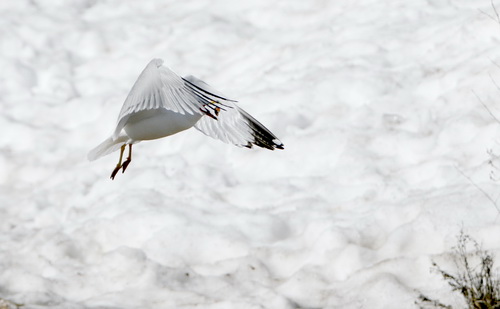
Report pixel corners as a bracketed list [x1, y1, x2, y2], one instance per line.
[123, 108, 202, 141]
[88, 58, 283, 178]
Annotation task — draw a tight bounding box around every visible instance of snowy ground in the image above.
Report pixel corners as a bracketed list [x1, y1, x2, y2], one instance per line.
[2, 0, 500, 308]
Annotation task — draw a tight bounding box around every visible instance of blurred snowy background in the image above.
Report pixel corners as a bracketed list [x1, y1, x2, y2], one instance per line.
[1, 0, 500, 308]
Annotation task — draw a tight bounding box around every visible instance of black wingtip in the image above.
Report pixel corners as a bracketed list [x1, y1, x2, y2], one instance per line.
[236, 107, 284, 151]
[247, 123, 284, 151]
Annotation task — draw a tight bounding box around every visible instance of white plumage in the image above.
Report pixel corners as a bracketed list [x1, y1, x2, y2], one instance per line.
[88, 58, 284, 179]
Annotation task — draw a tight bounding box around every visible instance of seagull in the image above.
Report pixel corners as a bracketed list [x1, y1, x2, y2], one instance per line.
[88, 58, 284, 179]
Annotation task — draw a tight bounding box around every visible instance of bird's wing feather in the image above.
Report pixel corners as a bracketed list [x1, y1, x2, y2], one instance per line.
[113, 59, 234, 139]
[185, 76, 284, 150]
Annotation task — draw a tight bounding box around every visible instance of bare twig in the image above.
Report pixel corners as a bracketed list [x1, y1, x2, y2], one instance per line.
[489, 73, 500, 93]
[479, 0, 500, 29]
[416, 294, 452, 309]
[472, 90, 500, 125]
[492, 0, 500, 26]
[455, 165, 500, 212]
[490, 58, 500, 70]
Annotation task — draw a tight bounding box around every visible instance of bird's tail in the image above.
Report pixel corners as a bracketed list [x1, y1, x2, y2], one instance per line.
[87, 135, 129, 161]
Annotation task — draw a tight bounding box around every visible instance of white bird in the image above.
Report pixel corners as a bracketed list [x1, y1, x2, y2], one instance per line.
[88, 58, 284, 179]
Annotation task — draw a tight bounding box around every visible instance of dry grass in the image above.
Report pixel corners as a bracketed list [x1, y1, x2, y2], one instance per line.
[418, 231, 500, 309]
[0, 298, 22, 309]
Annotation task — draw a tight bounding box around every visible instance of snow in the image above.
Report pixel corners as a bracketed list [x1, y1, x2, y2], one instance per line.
[2, 0, 500, 308]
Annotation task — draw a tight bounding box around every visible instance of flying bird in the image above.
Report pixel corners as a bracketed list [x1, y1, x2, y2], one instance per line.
[88, 58, 284, 179]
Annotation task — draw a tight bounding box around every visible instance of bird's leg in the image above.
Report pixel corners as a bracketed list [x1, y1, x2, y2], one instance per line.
[110, 144, 126, 180]
[121, 144, 132, 173]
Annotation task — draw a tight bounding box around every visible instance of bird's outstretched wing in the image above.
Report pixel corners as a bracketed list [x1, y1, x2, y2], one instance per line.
[113, 58, 234, 139]
[185, 76, 284, 150]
